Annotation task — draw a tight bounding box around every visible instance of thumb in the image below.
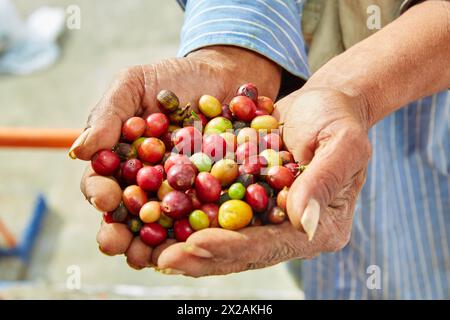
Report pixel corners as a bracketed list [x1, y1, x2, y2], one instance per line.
[286, 126, 371, 240]
[69, 67, 145, 160]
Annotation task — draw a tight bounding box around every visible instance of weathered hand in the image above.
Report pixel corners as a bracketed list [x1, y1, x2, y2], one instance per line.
[69, 46, 281, 269]
[156, 88, 372, 277]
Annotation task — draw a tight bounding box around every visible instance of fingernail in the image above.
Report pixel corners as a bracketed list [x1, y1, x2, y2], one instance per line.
[127, 261, 144, 270]
[90, 197, 102, 212]
[68, 128, 92, 159]
[160, 268, 186, 275]
[300, 198, 320, 241]
[182, 244, 213, 258]
[98, 245, 112, 256]
[154, 267, 162, 273]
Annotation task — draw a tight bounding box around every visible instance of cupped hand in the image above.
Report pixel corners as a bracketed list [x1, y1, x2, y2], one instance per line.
[70, 46, 281, 269]
[156, 88, 372, 277]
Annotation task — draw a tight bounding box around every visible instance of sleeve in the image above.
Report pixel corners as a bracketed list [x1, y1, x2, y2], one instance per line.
[176, 0, 311, 85]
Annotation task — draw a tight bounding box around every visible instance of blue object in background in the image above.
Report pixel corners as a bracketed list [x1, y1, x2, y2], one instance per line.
[0, 194, 47, 264]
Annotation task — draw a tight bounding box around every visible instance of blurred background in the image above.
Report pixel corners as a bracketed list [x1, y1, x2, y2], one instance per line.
[0, 0, 303, 299]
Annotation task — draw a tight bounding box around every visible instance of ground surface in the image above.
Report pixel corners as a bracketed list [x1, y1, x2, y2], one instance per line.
[0, 0, 303, 299]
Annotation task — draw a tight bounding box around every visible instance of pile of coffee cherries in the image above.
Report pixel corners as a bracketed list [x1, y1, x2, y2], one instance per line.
[91, 83, 304, 247]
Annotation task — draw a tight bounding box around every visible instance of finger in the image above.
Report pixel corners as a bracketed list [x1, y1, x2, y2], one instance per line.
[157, 223, 308, 277]
[272, 94, 315, 163]
[69, 67, 145, 160]
[125, 237, 153, 270]
[97, 222, 133, 256]
[157, 242, 244, 277]
[151, 238, 177, 265]
[156, 228, 249, 277]
[80, 165, 122, 212]
[287, 126, 371, 239]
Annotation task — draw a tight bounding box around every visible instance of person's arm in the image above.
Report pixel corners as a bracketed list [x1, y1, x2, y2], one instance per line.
[304, 0, 450, 128]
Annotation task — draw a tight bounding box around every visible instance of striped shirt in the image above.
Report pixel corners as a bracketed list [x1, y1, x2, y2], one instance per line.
[177, 0, 450, 299]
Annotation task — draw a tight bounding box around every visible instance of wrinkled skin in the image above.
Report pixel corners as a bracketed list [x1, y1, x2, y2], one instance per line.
[71, 46, 371, 276]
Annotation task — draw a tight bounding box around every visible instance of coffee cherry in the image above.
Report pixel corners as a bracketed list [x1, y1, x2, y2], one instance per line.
[200, 203, 219, 228]
[113, 143, 137, 161]
[103, 212, 114, 224]
[202, 134, 227, 162]
[266, 166, 295, 190]
[190, 152, 212, 172]
[236, 83, 258, 102]
[256, 181, 275, 198]
[128, 217, 143, 234]
[139, 201, 161, 223]
[158, 212, 174, 229]
[123, 185, 147, 215]
[173, 218, 194, 242]
[284, 162, 301, 177]
[132, 137, 146, 150]
[261, 133, 283, 151]
[164, 153, 193, 173]
[228, 182, 246, 200]
[245, 183, 268, 213]
[195, 172, 221, 203]
[189, 210, 210, 231]
[255, 108, 269, 116]
[256, 96, 274, 114]
[221, 104, 234, 120]
[157, 90, 179, 113]
[267, 206, 286, 225]
[203, 117, 233, 135]
[185, 188, 202, 210]
[236, 127, 258, 145]
[122, 117, 147, 141]
[236, 173, 256, 188]
[111, 203, 128, 223]
[199, 95, 222, 118]
[279, 150, 294, 165]
[140, 223, 167, 246]
[240, 155, 268, 175]
[157, 180, 175, 200]
[218, 200, 253, 230]
[161, 191, 193, 219]
[276, 187, 289, 211]
[167, 164, 196, 191]
[137, 137, 165, 164]
[172, 126, 202, 155]
[251, 115, 279, 132]
[229, 96, 257, 122]
[136, 166, 163, 192]
[121, 158, 143, 184]
[210, 159, 239, 186]
[145, 113, 169, 137]
[236, 141, 258, 164]
[220, 132, 237, 153]
[232, 121, 248, 132]
[259, 149, 282, 167]
[91, 149, 120, 176]
[160, 131, 174, 150]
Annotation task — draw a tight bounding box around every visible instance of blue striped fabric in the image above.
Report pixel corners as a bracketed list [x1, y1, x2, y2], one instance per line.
[177, 0, 310, 81]
[177, 0, 450, 299]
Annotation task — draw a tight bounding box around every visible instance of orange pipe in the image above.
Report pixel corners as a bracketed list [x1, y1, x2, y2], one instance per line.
[0, 127, 82, 149]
